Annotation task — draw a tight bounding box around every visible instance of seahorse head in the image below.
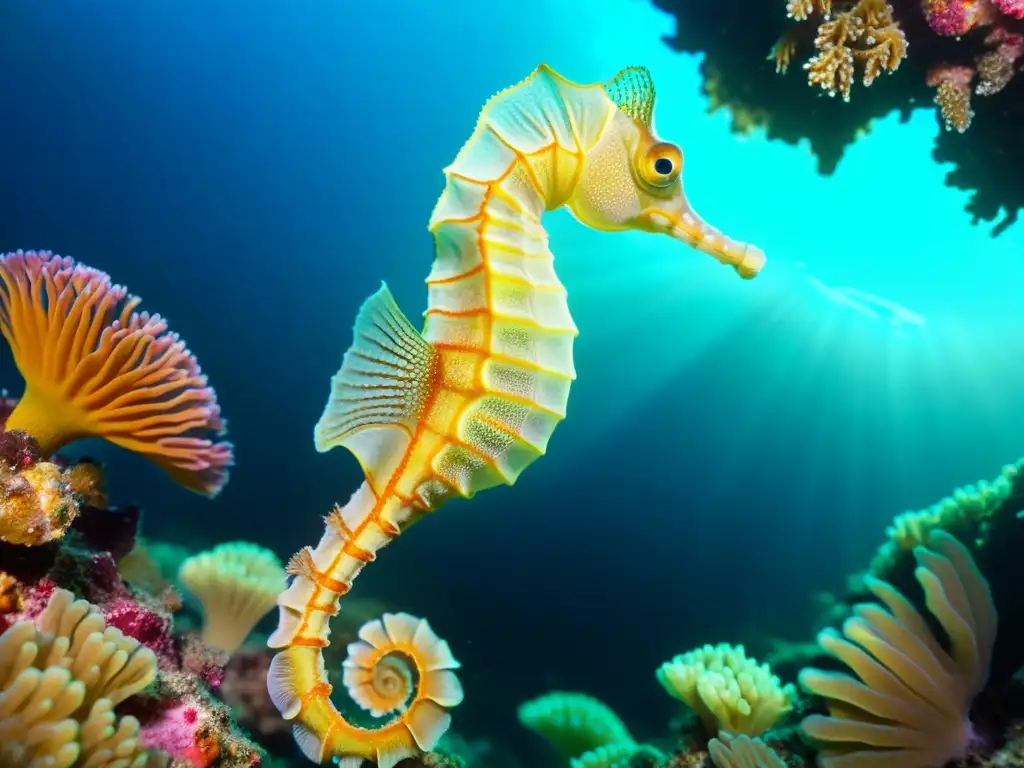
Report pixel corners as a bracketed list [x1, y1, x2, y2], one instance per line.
[565, 67, 764, 279]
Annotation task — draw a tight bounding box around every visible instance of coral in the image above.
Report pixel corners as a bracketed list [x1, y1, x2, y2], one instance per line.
[0, 250, 233, 496]
[71, 501, 142, 562]
[178, 541, 286, 654]
[517, 692, 635, 760]
[923, 0, 998, 36]
[657, 644, 795, 737]
[649, 0, 1024, 233]
[118, 540, 172, 596]
[63, 459, 108, 509]
[976, 27, 1024, 93]
[928, 64, 978, 131]
[0, 587, 163, 766]
[869, 458, 1020, 578]
[219, 641, 291, 749]
[708, 732, 786, 768]
[0, 428, 42, 470]
[105, 596, 177, 664]
[0, 457, 84, 545]
[804, 0, 908, 101]
[570, 742, 640, 767]
[799, 529, 996, 766]
[0, 501, 266, 767]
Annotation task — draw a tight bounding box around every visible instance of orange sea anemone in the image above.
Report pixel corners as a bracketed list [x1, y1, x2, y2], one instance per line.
[0, 250, 233, 497]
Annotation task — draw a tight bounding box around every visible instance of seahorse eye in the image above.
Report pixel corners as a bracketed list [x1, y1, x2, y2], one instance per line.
[639, 142, 683, 189]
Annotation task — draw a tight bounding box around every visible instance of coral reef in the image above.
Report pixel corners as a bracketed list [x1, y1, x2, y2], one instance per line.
[0, 587, 158, 766]
[0, 495, 266, 766]
[0, 250, 233, 496]
[650, 0, 1024, 234]
[509, 456, 1024, 768]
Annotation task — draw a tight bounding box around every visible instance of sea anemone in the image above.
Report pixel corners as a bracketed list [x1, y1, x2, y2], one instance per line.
[0, 250, 233, 497]
[799, 530, 996, 767]
[178, 541, 286, 654]
[708, 732, 786, 768]
[0, 588, 161, 766]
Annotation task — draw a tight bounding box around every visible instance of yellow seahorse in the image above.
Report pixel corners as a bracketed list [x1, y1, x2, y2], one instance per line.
[267, 64, 764, 767]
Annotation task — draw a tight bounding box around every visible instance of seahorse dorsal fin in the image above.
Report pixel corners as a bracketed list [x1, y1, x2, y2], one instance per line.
[314, 283, 438, 483]
[604, 66, 655, 128]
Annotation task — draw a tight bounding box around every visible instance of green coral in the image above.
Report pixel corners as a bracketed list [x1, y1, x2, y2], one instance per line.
[518, 691, 634, 763]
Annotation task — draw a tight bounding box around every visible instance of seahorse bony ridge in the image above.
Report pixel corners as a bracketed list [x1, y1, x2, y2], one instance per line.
[268, 63, 765, 766]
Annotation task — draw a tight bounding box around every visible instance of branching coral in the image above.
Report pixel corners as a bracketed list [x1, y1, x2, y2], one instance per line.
[0, 250, 233, 497]
[517, 692, 635, 762]
[657, 643, 795, 737]
[802, 0, 908, 100]
[0, 587, 163, 767]
[708, 732, 786, 768]
[178, 541, 286, 654]
[799, 529, 996, 766]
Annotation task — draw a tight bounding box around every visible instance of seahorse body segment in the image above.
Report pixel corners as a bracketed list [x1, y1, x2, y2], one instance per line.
[267, 64, 765, 767]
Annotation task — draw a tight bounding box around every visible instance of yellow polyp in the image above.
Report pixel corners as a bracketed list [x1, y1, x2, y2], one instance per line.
[4, 386, 92, 459]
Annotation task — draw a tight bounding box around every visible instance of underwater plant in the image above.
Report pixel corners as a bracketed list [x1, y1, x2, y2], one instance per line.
[177, 541, 286, 655]
[0, 250, 233, 497]
[799, 529, 996, 766]
[267, 63, 764, 767]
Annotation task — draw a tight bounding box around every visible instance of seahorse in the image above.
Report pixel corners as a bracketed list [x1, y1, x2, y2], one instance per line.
[267, 64, 765, 767]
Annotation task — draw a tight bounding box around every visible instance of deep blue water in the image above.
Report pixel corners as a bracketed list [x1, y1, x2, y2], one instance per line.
[2, 0, 1024, 762]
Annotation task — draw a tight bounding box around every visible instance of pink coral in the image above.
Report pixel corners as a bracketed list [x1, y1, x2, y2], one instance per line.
[923, 0, 997, 35]
[105, 596, 178, 665]
[976, 27, 1024, 93]
[140, 701, 204, 756]
[994, 0, 1024, 16]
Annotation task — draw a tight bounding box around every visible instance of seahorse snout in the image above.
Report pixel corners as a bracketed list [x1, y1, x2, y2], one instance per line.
[644, 206, 766, 279]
